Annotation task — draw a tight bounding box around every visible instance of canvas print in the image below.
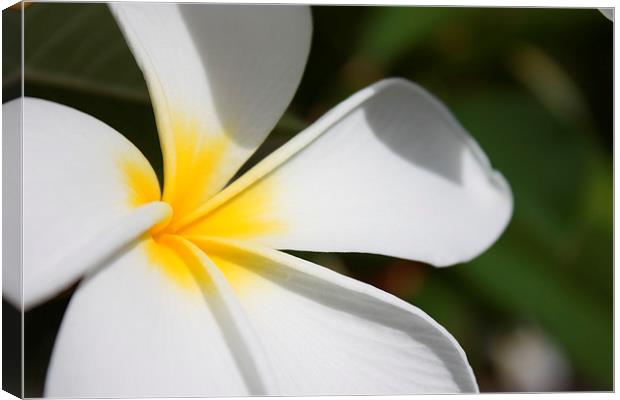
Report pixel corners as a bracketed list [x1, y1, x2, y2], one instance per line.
[1, 2, 613, 397]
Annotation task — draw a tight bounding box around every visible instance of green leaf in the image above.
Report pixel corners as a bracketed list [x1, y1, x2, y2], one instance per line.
[450, 88, 612, 388]
[451, 89, 589, 253]
[355, 7, 471, 66]
[23, 3, 148, 102]
[3, 8, 22, 88]
[460, 234, 612, 389]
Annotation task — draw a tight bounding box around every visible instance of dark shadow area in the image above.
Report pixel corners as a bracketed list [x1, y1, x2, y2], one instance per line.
[3, 301, 21, 398]
[3, 6, 21, 101]
[24, 292, 73, 397]
[363, 81, 469, 185]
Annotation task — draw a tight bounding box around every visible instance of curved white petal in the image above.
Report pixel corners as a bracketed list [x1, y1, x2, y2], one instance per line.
[180, 79, 513, 267]
[11, 97, 164, 310]
[28, 201, 171, 309]
[45, 237, 254, 397]
[3, 98, 22, 307]
[160, 235, 280, 395]
[194, 237, 478, 394]
[110, 3, 312, 219]
[46, 233, 477, 396]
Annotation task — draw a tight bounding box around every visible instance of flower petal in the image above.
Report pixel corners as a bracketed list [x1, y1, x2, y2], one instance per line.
[109, 3, 312, 220]
[45, 237, 259, 397]
[179, 79, 513, 266]
[193, 237, 479, 394]
[3, 97, 23, 307]
[5, 97, 167, 310]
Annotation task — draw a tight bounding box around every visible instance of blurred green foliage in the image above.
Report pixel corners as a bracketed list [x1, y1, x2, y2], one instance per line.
[3, 3, 612, 394]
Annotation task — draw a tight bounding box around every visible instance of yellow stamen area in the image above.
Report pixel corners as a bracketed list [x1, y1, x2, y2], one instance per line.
[120, 114, 285, 293]
[121, 156, 161, 207]
[161, 117, 230, 225]
[143, 235, 217, 294]
[178, 176, 284, 239]
[190, 238, 265, 293]
[120, 155, 170, 234]
[143, 235, 196, 288]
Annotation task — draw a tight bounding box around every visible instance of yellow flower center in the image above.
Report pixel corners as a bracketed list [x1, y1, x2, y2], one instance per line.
[119, 124, 283, 290]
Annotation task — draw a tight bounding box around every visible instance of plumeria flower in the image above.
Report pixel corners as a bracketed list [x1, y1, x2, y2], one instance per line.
[3, 3, 512, 397]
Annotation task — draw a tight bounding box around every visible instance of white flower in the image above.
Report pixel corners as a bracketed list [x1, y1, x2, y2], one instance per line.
[3, 3, 512, 397]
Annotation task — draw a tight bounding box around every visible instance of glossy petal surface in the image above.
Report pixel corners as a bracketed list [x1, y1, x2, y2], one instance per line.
[9, 98, 165, 309]
[46, 237, 259, 397]
[196, 237, 479, 394]
[181, 79, 513, 267]
[110, 3, 311, 220]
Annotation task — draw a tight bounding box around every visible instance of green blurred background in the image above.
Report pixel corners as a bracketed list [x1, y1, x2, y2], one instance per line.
[3, 3, 613, 395]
